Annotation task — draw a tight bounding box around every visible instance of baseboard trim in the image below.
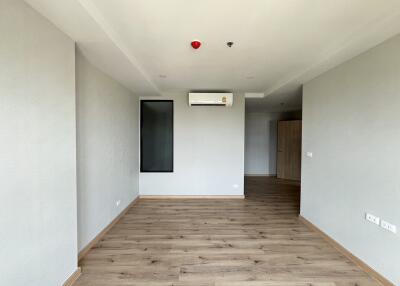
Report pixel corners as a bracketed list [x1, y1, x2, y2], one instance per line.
[299, 215, 394, 286]
[78, 196, 140, 262]
[63, 267, 81, 286]
[245, 174, 277, 177]
[139, 195, 245, 199]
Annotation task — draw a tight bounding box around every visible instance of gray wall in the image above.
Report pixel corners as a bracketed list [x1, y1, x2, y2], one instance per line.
[302, 35, 400, 285]
[245, 111, 301, 176]
[76, 49, 140, 251]
[139, 92, 245, 196]
[0, 0, 78, 285]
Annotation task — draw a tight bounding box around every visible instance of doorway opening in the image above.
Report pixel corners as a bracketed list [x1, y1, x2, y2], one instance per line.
[244, 105, 302, 213]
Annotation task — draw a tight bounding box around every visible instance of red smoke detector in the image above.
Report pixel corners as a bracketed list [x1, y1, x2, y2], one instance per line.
[191, 40, 201, 49]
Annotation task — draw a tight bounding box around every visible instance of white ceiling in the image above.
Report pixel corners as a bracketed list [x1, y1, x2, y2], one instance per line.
[25, 0, 400, 111]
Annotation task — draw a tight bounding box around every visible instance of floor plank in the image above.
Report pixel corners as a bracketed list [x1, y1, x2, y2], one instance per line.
[74, 177, 379, 286]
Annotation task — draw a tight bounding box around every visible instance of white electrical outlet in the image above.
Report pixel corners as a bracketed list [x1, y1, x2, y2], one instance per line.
[116, 200, 121, 207]
[381, 220, 397, 234]
[306, 151, 313, 158]
[232, 184, 239, 189]
[365, 213, 380, 225]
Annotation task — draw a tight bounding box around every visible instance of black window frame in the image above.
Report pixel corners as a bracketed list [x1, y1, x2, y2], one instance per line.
[140, 100, 174, 173]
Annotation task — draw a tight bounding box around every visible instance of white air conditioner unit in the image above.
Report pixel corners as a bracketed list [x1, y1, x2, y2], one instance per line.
[188, 93, 233, 107]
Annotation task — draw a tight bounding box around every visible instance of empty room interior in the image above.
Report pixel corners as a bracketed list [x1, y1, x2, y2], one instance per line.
[2, 0, 400, 285]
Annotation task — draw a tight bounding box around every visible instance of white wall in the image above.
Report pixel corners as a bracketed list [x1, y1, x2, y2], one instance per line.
[140, 93, 245, 196]
[245, 112, 282, 176]
[302, 35, 400, 285]
[245, 111, 301, 176]
[76, 49, 140, 251]
[0, 0, 78, 285]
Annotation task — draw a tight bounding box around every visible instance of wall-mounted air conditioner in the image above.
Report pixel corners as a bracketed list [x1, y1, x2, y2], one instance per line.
[188, 93, 233, 107]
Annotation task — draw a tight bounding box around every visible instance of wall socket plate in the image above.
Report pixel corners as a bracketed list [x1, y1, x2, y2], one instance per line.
[365, 213, 380, 225]
[381, 220, 397, 234]
[116, 200, 121, 207]
[306, 151, 313, 158]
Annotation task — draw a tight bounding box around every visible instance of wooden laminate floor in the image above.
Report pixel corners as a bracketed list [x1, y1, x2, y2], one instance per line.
[74, 176, 379, 286]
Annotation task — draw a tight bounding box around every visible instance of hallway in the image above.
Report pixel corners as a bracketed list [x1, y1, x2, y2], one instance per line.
[74, 177, 378, 286]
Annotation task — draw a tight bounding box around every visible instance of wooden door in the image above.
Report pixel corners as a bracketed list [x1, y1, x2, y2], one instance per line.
[277, 120, 302, 180]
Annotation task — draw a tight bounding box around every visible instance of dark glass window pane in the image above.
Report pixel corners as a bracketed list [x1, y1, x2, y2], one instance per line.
[140, 101, 173, 172]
